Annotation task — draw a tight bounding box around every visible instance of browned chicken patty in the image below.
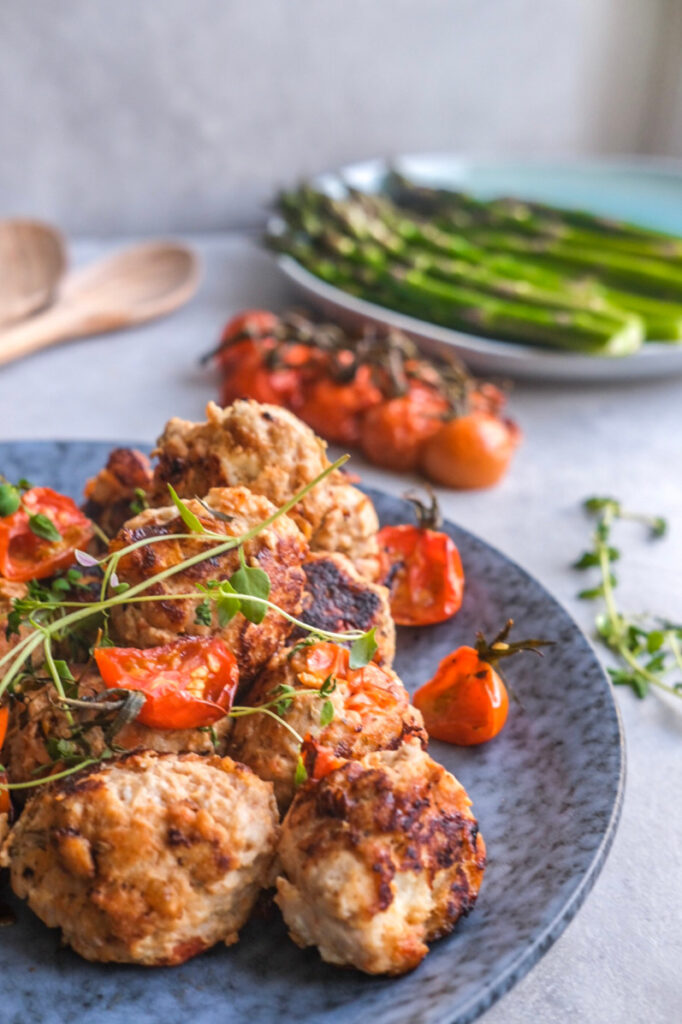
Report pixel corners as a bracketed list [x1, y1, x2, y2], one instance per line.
[276, 740, 486, 976]
[109, 486, 307, 684]
[0, 578, 29, 664]
[228, 645, 426, 814]
[293, 552, 395, 666]
[1, 750, 279, 965]
[82, 447, 153, 539]
[148, 400, 382, 579]
[3, 665, 232, 786]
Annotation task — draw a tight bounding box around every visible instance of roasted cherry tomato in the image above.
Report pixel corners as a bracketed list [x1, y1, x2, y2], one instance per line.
[94, 636, 239, 730]
[378, 492, 464, 626]
[361, 385, 448, 471]
[0, 488, 94, 582]
[301, 734, 347, 781]
[413, 620, 549, 745]
[218, 309, 280, 359]
[0, 704, 10, 814]
[420, 411, 520, 490]
[297, 362, 383, 445]
[413, 645, 508, 746]
[219, 337, 309, 409]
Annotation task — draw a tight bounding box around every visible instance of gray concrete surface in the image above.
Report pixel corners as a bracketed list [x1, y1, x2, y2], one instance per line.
[0, 234, 680, 1023]
[0, 0, 671, 233]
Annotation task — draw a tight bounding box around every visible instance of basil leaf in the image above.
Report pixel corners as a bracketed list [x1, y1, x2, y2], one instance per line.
[167, 485, 205, 534]
[28, 513, 61, 542]
[0, 484, 20, 517]
[349, 627, 377, 669]
[228, 561, 271, 624]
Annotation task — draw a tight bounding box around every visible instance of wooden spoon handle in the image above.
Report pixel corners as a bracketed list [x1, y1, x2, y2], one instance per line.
[0, 304, 134, 367]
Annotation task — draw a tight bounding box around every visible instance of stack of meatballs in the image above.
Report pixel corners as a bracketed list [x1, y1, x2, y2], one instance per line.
[0, 400, 485, 976]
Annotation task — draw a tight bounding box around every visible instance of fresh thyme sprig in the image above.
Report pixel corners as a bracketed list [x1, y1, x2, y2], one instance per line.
[576, 496, 681, 701]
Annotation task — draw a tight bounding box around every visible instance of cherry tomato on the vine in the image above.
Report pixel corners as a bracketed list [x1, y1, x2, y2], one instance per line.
[420, 411, 520, 490]
[361, 385, 448, 471]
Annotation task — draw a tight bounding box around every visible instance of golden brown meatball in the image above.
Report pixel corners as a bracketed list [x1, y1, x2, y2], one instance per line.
[149, 400, 381, 578]
[1, 750, 279, 964]
[293, 552, 395, 666]
[228, 642, 426, 813]
[109, 486, 307, 683]
[276, 740, 486, 976]
[82, 447, 153, 539]
[310, 480, 382, 581]
[3, 666, 232, 785]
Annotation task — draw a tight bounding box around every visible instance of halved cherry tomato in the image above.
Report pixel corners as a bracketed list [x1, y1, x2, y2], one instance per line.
[413, 645, 509, 746]
[94, 636, 239, 730]
[0, 705, 10, 813]
[297, 641, 404, 713]
[0, 488, 94, 582]
[361, 385, 448, 471]
[420, 411, 520, 490]
[378, 494, 464, 626]
[297, 362, 383, 445]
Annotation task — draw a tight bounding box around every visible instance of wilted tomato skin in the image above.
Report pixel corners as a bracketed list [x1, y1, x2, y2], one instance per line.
[378, 522, 464, 626]
[420, 412, 520, 490]
[361, 386, 448, 471]
[413, 645, 509, 746]
[95, 636, 239, 730]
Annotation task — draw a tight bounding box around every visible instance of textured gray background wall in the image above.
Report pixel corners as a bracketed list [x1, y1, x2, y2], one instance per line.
[0, 0, 677, 233]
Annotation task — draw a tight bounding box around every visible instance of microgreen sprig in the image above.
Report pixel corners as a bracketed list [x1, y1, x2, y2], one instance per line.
[576, 497, 680, 701]
[0, 454, 378, 796]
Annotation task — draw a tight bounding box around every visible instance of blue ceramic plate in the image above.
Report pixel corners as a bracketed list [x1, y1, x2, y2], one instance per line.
[269, 155, 682, 380]
[0, 441, 624, 1024]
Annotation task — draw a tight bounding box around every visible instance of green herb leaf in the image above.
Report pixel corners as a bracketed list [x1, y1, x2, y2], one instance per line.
[228, 558, 271, 624]
[167, 485, 205, 534]
[294, 754, 308, 787]
[349, 627, 377, 669]
[651, 516, 668, 538]
[0, 483, 21, 517]
[320, 699, 335, 726]
[194, 598, 212, 626]
[53, 659, 75, 682]
[216, 581, 241, 627]
[28, 513, 61, 543]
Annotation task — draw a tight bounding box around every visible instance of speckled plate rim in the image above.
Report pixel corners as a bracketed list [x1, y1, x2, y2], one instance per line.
[268, 154, 682, 381]
[0, 443, 626, 1024]
[364, 481, 627, 1022]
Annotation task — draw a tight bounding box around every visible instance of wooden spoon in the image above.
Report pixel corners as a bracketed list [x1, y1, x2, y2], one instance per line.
[0, 241, 200, 367]
[0, 219, 67, 328]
